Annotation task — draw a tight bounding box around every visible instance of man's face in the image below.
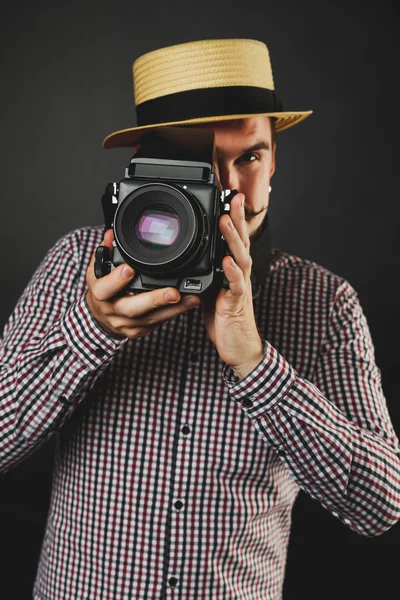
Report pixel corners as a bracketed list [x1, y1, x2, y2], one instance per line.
[195, 116, 276, 239]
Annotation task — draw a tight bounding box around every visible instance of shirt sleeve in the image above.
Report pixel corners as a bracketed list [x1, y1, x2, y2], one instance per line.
[0, 229, 127, 473]
[223, 280, 400, 537]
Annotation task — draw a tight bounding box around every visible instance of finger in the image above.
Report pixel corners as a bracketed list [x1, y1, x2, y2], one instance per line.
[87, 229, 137, 301]
[219, 214, 252, 277]
[229, 193, 250, 250]
[112, 286, 184, 318]
[103, 228, 115, 248]
[221, 255, 247, 298]
[109, 294, 201, 334]
[88, 262, 136, 301]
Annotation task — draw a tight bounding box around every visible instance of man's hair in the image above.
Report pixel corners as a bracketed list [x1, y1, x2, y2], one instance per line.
[270, 117, 277, 146]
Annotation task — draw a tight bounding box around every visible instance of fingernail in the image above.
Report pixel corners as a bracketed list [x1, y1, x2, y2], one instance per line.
[122, 265, 134, 278]
[227, 218, 233, 228]
[164, 291, 178, 302]
[185, 296, 199, 307]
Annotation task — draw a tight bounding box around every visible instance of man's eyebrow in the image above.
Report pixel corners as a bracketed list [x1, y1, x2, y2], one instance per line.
[240, 141, 270, 154]
[216, 141, 270, 158]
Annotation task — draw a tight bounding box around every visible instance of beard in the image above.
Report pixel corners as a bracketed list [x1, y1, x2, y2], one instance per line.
[246, 204, 269, 240]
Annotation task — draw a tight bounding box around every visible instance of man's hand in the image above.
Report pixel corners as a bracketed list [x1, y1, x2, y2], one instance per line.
[201, 193, 264, 379]
[86, 229, 201, 339]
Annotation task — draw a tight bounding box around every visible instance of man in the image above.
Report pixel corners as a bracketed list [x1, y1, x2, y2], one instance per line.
[1, 38, 399, 600]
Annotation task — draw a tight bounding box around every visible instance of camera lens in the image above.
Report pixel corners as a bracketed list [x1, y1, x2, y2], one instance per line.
[135, 207, 181, 249]
[114, 183, 209, 275]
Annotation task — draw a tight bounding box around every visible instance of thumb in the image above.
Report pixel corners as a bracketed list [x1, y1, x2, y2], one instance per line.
[102, 228, 114, 248]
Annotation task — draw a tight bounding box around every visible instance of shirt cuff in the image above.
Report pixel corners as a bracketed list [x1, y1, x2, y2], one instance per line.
[60, 295, 128, 371]
[222, 340, 297, 418]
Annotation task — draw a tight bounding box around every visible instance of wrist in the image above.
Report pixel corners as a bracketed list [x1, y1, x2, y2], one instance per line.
[85, 291, 125, 340]
[231, 342, 264, 380]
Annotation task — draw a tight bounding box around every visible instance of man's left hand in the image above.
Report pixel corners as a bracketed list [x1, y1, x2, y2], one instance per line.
[201, 192, 264, 380]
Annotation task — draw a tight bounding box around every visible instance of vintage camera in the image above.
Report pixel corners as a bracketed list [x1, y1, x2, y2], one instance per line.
[95, 126, 237, 296]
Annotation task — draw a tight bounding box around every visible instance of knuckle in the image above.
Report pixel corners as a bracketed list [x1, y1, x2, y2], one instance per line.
[223, 215, 232, 229]
[109, 316, 124, 329]
[125, 306, 137, 319]
[88, 285, 99, 300]
[116, 302, 134, 319]
[92, 288, 107, 302]
[152, 292, 164, 309]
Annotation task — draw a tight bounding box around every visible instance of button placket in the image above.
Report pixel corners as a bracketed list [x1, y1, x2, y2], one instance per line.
[166, 312, 198, 593]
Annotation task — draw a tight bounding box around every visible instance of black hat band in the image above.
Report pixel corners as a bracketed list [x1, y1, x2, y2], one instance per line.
[136, 86, 283, 127]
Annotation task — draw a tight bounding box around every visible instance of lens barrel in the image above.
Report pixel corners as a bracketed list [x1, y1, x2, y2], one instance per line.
[114, 183, 209, 275]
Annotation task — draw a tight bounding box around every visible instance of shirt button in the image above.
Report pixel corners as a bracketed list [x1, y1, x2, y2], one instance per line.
[169, 576, 178, 587]
[189, 351, 199, 363]
[242, 398, 253, 408]
[94, 347, 105, 358]
[174, 500, 184, 511]
[181, 425, 191, 435]
[59, 396, 68, 404]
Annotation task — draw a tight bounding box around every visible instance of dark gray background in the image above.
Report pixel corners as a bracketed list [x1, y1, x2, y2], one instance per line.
[1, 0, 399, 598]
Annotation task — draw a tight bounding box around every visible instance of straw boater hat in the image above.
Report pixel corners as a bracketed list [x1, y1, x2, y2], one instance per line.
[102, 38, 313, 149]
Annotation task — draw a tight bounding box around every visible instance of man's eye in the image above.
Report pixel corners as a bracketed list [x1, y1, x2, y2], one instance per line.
[237, 153, 258, 164]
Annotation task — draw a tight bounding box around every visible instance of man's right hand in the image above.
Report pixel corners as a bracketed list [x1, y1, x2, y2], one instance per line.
[85, 229, 201, 339]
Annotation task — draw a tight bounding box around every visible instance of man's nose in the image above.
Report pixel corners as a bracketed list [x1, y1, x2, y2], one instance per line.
[217, 163, 238, 192]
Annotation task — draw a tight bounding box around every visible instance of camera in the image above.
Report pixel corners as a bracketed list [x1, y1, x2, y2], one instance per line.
[95, 126, 237, 296]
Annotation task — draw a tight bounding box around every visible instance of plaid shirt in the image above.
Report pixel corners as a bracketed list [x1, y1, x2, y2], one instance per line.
[1, 225, 399, 600]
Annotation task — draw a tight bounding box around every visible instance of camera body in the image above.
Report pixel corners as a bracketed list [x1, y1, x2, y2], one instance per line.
[95, 126, 236, 295]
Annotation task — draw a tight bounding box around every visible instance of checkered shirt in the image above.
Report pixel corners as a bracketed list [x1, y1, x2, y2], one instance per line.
[1, 226, 399, 600]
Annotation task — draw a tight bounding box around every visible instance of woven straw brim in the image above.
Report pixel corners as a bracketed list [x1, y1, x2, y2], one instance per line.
[102, 110, 313, 149]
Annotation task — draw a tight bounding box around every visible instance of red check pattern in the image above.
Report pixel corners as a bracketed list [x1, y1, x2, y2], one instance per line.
[1, 226, 399, 600]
